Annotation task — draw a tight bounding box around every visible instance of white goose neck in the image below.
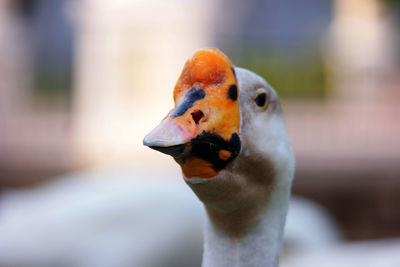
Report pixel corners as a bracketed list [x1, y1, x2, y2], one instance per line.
[201, 180, 291, 267]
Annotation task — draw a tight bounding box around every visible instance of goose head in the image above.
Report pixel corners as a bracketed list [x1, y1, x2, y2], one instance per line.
[144, 48, 294, 237]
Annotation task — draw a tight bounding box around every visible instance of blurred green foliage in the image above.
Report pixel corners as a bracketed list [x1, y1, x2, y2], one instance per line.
[34, 69, 72, 105]
[232, 49, 326, 99]
[382, 0, 400, 5]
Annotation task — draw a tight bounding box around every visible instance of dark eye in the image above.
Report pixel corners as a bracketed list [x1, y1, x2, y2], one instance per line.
[254, 92, 268, 109]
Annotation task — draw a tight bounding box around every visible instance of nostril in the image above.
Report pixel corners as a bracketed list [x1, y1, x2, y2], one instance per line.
[191, 110, 204, 125]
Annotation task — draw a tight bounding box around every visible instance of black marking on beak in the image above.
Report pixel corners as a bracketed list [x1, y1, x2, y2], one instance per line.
[147, 144, 186, 158]
[172, 88, 205, 117]
[229, 133, 241, 153]
[228, 85, 238, 101]
[147, 131, 241, 172]
[183, 131, 241, 170]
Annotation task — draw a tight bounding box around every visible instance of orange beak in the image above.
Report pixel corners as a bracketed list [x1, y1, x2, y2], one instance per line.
[143, 48, 240, 179]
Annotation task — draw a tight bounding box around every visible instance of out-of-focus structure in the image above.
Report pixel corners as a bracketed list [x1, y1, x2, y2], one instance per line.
[0, 0, 74, 187]
[0, 0, 400, 251]
[288, 0, 400, 240]
[73, 0, 215, 164]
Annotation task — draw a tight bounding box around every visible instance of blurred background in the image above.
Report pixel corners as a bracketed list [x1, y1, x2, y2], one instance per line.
[0, 0, 400, 266]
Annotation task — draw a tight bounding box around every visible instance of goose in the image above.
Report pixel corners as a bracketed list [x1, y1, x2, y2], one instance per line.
[144, 48, 295, 267]
[0, 48, 342, 267]
[0, 49, 392, 267]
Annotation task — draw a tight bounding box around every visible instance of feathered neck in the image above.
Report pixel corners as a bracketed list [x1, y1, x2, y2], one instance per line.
[181, 67, 295, 267]
[185, 146, 293, 267]
[202, 183, 290, 267]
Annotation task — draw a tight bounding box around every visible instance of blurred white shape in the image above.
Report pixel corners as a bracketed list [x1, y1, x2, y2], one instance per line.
[0, 165, 345, 267]
[284, 196, 341, 251]
[282, 195, 400, 267]
[4, 166, 396, 267]
[282, 238, 400, 267]
[3, 164, 397, 267]
[0, 167, 204, 267]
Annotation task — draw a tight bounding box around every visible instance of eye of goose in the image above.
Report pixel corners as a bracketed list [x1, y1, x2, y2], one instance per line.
[254, 92, 268, 109]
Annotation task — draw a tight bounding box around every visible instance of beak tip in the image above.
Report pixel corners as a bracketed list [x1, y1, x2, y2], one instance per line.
[143, 132, 162, 147]
[142, 137, 150, 147]
[143, 119, 190, 149]
[143, 136, 162, 148]
[142, 133, 151, 146]
[143, 132, 186, 158]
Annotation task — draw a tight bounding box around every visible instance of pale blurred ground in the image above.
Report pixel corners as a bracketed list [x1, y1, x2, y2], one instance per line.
[0, 0, 400, 266]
